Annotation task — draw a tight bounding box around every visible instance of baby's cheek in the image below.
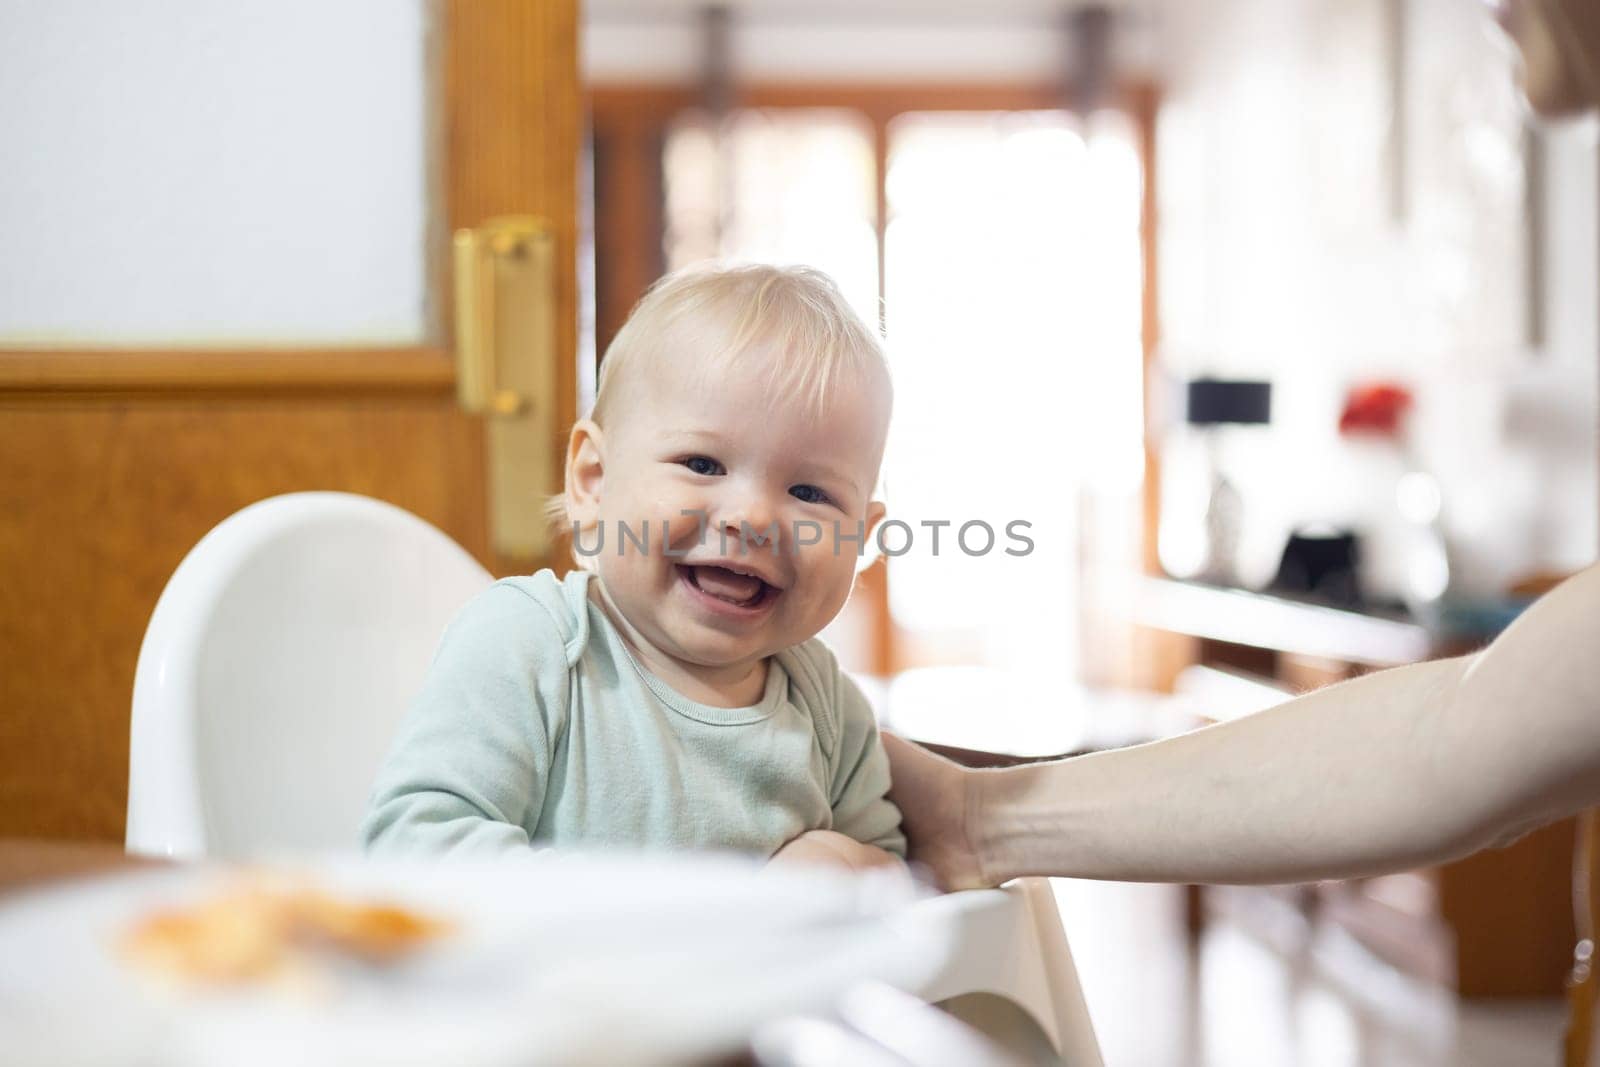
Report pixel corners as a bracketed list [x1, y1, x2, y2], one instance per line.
[603, 480, 705, 548]
[798, 545, 858, 602]
[659, 508, 714, 556]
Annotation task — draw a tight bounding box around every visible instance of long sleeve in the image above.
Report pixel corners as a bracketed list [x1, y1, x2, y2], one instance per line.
[361, 584, 567, 857]
[827, 669, 906, 857]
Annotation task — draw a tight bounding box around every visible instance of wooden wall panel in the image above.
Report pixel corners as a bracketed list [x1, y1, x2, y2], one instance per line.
[0, 398, 487, 841]
[592, 119, 666, 357]
[1441, 815, 1579, 996]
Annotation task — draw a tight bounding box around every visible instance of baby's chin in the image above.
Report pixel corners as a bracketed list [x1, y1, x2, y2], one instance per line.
[663, 629, 780, 669]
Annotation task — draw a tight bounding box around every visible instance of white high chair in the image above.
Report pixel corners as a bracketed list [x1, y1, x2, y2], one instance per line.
[125, 493, 1103, 1064]
[902, 878, 1105, 1065]
[125, 491, 493, 859]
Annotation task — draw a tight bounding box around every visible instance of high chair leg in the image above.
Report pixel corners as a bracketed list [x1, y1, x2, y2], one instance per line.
[1016, 878, 1103, 1067]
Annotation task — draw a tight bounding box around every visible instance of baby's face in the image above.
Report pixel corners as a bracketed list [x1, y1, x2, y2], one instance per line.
[588, 349, 889, 683]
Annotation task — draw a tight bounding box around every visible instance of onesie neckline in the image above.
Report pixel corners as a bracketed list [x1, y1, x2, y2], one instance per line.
[562, 568, 785, 727]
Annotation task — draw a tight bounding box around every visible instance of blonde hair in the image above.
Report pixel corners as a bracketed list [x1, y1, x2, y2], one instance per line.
[549, 264, 891, 538]
[594, 263, 887, 428]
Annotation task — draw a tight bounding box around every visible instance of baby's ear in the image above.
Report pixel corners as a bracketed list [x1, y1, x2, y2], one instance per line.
[853, 500, 888, 575]
[863, 500, 887, 539]
[563, 419, 606, 525]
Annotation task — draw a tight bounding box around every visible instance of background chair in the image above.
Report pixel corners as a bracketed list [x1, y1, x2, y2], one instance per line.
[126, 492, 493, 859]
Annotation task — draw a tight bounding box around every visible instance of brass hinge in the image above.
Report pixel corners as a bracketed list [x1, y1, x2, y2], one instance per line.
[453, 216, 559, 559]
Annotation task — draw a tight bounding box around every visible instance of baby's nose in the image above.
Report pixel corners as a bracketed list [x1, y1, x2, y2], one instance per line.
[716, 497, 781, 551]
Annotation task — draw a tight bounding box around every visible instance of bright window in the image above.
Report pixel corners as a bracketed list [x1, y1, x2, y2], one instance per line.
[884, 111, 1144, 675]
[660, 105, 1145, 681]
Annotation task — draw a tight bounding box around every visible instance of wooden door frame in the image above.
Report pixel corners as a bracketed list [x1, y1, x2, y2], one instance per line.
[0, 0, 579, 842]
[587, 77, 1161, 676]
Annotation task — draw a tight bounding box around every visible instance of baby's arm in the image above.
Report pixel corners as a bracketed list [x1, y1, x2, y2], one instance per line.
[765, 650, 906, 873]
[825, 662, 907, 857]
[361, 585, 560, 856]
[767, 829, 905, 872]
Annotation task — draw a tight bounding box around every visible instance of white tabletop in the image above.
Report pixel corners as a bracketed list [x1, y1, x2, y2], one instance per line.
[0, 852, 944, 1067]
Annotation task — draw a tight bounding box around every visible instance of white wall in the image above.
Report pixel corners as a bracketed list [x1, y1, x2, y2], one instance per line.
[0, 0, 432, 346]
[583, 4, 1157, 85]
[1153, 0, 1598, 596]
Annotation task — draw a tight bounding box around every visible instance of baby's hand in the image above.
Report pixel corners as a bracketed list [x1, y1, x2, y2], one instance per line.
[766, 829, 907, 874]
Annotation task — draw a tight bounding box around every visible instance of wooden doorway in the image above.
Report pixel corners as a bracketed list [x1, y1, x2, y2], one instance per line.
[0, 0, 582, 842]
[587, 80, 1159, 682]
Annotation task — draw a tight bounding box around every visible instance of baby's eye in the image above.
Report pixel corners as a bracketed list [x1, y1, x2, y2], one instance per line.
[789, 484, 832, 506]
[681, 456, 725, 477]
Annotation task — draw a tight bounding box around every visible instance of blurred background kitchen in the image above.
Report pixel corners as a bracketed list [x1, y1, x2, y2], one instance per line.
[2, 1, 1596, 1064]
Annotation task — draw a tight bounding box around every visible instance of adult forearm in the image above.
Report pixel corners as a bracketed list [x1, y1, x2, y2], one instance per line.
[974, 564, 1600, 885]
[975, 658, 1475, 884]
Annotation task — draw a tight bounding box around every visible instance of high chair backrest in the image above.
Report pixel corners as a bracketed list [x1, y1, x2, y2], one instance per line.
[126, 493, 493, 860]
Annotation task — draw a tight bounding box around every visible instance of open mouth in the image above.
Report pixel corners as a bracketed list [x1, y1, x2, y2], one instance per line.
[677, 564, 779, 611]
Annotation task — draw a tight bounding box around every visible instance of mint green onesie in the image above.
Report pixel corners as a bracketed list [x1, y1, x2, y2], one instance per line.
[361, 569, 904, 859]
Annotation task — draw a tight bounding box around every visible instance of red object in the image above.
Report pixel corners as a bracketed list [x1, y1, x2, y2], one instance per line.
[1338, 382, 1413, 437]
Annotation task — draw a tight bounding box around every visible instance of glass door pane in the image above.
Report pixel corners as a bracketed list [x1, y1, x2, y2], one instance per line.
[663, 108, 879, 326]
[0, 0, 436, 346]
[883, 110, 1145, 679]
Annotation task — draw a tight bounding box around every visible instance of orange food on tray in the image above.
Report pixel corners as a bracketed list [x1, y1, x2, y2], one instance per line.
[119, 882, 454, 984]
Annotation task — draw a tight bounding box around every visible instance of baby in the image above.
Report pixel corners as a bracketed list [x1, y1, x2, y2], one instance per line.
[362, 264, 904, 872]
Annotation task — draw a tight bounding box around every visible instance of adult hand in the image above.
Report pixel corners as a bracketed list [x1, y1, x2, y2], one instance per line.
[766, 829, 906, 874]
[880, 732, 991, 891]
